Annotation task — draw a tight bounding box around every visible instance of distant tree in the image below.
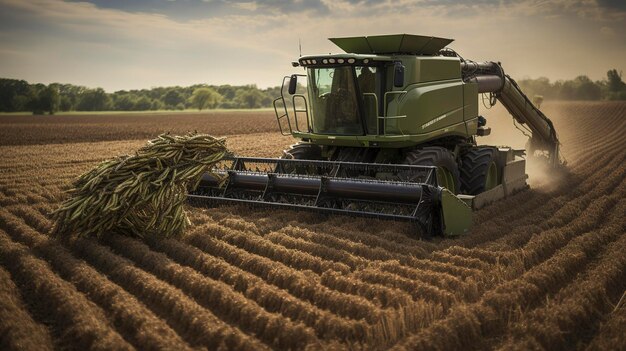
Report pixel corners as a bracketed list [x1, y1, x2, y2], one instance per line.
[605, 69, 626, 100]
[150, 99, 163, 111]
[39, 85, 60, 114]
[26, 83, 49, 114]
[518, 77, 554, 99]
[12, 94, 30, 111]
[558, 80, 576, 100]
[113, 94, 137, 111]
[58, 84, 85, 111]
[263, 86, 282, 101]
[162, 89, 184, 108]
[77, 88, 111, 111]
[0, 78, 31, 111]
[607, 69, 625, 92]
[217, 85, 237, 101]
[27, 89, 41, 114]
[59, 96, 73, 111]
[133, 96, 152, 110]
[234, 88, 265, 109]
[217, 100, 237, 109]
[190, 87, 222, 110]
[572, 75, 601, 100]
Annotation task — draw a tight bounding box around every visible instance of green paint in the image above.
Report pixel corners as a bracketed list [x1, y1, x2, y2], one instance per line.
[440, 189, 473, 236]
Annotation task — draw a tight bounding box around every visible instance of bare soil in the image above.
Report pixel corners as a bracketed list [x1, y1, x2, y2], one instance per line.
[0, 102, 624, 350]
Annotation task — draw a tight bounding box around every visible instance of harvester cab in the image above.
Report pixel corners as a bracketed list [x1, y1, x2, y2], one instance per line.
[191, 34, 563, 238]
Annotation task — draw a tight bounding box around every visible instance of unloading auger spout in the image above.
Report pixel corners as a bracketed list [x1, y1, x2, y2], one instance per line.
[461, 61, 562, 166]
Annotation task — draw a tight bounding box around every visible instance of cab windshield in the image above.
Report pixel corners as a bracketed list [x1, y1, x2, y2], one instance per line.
[307, 66, 379, 135]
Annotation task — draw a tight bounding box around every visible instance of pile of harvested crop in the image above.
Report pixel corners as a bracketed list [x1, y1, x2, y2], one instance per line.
[52, 132, 227, 239]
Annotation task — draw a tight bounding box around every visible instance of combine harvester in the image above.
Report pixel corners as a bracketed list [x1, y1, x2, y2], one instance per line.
[191, 34, 562, 237]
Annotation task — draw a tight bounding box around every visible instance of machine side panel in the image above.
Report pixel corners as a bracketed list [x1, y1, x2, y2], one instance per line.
[412, 56, 462, 83]
[463, 82, 479, 135]
[390, 80, 465, 135]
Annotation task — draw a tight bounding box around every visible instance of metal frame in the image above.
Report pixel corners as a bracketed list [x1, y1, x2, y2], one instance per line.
[189, 157, 445, 236]
[273, 75, 311, 135]
[363, 91, 408, 135]
[273, 76, 294, 136]
[380, 90, 408, 135]
[291, 94, 310, 132]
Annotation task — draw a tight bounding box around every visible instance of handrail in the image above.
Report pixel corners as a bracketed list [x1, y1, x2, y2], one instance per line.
[383, 91, 407, 118]
[363, 91, 408, 135]
[381, 91, 408, 135]
[273, 76, 294, 135]
[273, 75, 311, 135]
[273, 97, 292, 136]
[291, 94, 311, 132]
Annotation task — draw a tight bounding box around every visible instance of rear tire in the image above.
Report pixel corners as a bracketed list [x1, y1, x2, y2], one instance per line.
[403, 146, 460, 194]
[460, 147, 500, 195]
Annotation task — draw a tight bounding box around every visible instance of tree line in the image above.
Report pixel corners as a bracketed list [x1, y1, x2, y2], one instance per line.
[517, 69, 626, 101]
[0, 80, 282, 114]
[1, 69, 625, 114]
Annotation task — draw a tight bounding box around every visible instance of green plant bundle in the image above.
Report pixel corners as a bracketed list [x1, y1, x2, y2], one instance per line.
[52, 132, 228, 239]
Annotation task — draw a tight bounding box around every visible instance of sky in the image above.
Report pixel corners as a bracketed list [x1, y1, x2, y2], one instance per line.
[0, 0, 625, 92]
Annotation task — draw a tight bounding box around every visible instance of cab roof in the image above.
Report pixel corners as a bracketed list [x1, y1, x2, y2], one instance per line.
[329, 34, 454, 56]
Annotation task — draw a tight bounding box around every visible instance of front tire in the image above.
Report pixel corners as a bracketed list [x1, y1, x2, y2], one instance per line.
[281, 143, 323, 175]
[282, 143, 322, 160]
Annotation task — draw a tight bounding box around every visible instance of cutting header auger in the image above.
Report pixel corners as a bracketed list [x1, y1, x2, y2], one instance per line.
[190, 34, 563, 237]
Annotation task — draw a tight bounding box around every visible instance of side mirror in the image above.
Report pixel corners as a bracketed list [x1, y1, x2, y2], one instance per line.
[288, 75, 297, 95]
[393, 62, 405, 88]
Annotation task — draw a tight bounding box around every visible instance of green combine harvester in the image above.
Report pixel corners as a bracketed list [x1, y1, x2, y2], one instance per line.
[190, 34, 562, 237]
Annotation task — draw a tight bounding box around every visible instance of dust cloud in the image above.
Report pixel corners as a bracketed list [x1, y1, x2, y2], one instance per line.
[477, 102, 567, 191]
[477, 103, 529, 149]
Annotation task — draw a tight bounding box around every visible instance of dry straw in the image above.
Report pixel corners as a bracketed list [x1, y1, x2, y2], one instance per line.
[52, 132, 227, 239]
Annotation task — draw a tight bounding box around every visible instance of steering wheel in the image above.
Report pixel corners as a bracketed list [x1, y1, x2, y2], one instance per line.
[320, 92, 331, 99]
[333, 88, 351, 100]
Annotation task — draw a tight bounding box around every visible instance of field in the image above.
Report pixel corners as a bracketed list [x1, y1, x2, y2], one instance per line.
[0, 102, 625, 350]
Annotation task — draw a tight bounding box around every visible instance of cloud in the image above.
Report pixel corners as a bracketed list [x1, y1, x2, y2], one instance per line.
[596, 0, 626, 12]
[600, 26, 615, 36]
[64, 0, 330, 19]
[0, 0, 624, 91]
[231, 1, 258, 11]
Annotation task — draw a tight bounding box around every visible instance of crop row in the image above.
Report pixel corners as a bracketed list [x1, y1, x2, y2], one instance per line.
[390, 192, 626, 350]
[203, 222, 352, 274]
[0, 231, 133, 350]
[103, 234, 321, 350]
[0, 265, 54, 351]
[68, 233, 268, 350]
[149, 237, 370, 341]
[0, 209, 193, 350]
[497, 214, 626, 349]
[185, 230, 383, 323]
